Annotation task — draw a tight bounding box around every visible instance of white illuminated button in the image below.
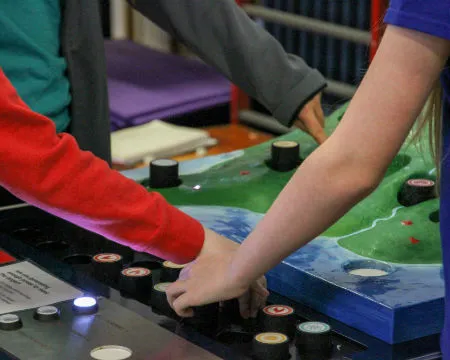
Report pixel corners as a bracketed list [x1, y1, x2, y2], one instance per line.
[90, 345, 132, 360]
[73, 296, 98, 315]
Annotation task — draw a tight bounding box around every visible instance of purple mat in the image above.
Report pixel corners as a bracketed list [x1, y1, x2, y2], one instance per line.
[105, 40, 230, 130]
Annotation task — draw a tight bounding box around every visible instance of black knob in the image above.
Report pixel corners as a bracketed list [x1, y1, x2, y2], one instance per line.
[259, 305, 296, 338]
[0, 314, 22, 331]
[295, 321, 332, 358]
[151, 282, 177, 317]
[398, 178, 436, 207]
[149, 159, 181, 189]
[186, 302, 220, 332]
[269, 140, 300, 172]
[92, 253, 124, 285]
[119, 267, 153, 299]
[252, 332, 290, 360]
[161, 261, 185, 282]
[34, 306, 60, 322]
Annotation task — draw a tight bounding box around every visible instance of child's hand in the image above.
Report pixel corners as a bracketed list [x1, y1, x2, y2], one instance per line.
[166, 249, 268, 318]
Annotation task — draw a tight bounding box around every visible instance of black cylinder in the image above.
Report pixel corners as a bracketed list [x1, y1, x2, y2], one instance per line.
[186, 302, 220, 332]
[295, 321, 332, 358]
[269, 141, 300, 172]
[252, 332, 290, 360]
[398, 178, 436, 206]
[151, 282, 177, 317]
[161, 261, 185, 282]
[258, 305, 296, 338]
[92, 253, 124, 285]
[149, 159, 181, 189]
[119, 267, 153, 299]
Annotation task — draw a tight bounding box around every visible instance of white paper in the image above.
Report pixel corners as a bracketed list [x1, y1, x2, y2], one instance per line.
[0, 261, 83, 314]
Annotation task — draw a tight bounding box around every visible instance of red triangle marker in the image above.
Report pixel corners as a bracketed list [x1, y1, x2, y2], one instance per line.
[409, 237, 420, 244]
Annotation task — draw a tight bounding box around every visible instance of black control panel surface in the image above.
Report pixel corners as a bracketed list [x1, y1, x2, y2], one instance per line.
[0, 205, 443, 360]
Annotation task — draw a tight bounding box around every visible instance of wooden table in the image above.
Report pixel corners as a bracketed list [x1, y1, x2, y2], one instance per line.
[112, 124, 273, 170]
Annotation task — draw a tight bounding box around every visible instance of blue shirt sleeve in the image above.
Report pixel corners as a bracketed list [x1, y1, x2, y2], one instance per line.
[384, 0, 450, 41]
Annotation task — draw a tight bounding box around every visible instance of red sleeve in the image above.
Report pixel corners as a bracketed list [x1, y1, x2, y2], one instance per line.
[0, 69, 204, 264]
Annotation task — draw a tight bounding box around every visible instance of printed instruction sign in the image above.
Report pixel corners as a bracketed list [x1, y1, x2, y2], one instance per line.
[0, 261, 83, 314]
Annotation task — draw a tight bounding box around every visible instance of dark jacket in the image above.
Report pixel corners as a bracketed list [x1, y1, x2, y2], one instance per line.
[63, 0, 327, 164]
[61, 0, 111, 163]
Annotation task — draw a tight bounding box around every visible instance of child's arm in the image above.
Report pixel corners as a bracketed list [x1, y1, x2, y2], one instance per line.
[231, 26, 450, 284]
[167, 26, 450, 313]
[0, 68, 203, 264]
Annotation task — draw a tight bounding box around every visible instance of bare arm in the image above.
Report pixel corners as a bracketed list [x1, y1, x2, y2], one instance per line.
[231, 25, 450, 285]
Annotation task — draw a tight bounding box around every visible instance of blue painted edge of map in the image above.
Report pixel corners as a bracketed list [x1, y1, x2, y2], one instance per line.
[173, 205, 445, 344]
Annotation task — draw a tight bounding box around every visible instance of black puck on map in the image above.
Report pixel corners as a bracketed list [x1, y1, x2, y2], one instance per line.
[0, 314, 23, 331]
[269, 141, 300, 172]
[259, 305, 296, 338]
[149, 159, 181, 189]
[92, 253, 124, 285]
[160, 261, 185, 282]
[119, 267, 153, 299]
[398, 178, 436, 207]
[252, 332, 290, 360]
[295, 321, 332, 358]
[151, 282, 177, 317]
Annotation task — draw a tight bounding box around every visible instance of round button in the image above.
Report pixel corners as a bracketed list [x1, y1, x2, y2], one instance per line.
[90, 345, 132, 360]
[73, 296, 98, 315]
[34, 306, 60, 322]
[0, 314, 22, 331]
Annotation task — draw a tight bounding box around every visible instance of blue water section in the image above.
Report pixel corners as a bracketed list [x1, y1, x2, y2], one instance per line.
[177, 205, 445, 343]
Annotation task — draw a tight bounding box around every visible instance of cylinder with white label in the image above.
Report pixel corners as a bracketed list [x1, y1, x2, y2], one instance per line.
[295, 321, 333, 358]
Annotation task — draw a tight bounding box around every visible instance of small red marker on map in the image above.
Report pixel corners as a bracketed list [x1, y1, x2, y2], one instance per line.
[409, 237, 420, 244]
[401, 220, 413, 226]
[240, 170, 250, 176]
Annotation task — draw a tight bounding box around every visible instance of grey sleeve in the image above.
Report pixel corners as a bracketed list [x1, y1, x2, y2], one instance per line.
[126, 0, 326, 127]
